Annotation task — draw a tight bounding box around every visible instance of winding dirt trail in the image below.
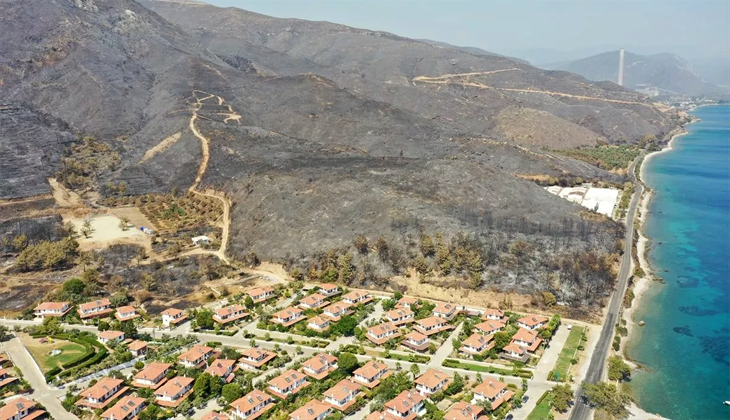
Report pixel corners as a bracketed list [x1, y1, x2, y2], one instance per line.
[181, 90, 241, 264]
[413, 70, 652, 106]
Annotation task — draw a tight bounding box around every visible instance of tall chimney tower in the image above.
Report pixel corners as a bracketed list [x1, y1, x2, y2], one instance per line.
[618, 48, 625, 86]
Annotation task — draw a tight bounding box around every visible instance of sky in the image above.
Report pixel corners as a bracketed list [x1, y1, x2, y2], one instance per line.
[204, 0, 730, 63]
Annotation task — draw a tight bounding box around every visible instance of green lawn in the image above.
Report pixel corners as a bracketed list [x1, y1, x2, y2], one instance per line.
[551, 326, 585, 382]
[442, 359, 533, 378]
[24, 338, 86, 374]
[526, 391, 553, 420]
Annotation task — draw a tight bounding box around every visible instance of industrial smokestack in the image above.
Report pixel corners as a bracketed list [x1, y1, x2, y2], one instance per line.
[618, 48, 625, 86]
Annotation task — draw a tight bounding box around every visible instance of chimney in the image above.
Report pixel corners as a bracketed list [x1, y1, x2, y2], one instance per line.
[618, 48, 625, 86]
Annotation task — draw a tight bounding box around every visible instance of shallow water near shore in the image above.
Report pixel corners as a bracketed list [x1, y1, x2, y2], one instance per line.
[627, 105, 730, 420]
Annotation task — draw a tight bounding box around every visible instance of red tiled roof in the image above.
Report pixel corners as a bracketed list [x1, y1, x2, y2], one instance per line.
[414, 369, 449, 389]
[205, 359, 236, 377]
[34, 301, 69, 311]
[517, 315, 548, 327]
[384, 390, 424, 416]
[231, 390, 273, 416]
[101, 396, 145, 420]
[289, 399, 330, 420]
[473, 380, 507, 399]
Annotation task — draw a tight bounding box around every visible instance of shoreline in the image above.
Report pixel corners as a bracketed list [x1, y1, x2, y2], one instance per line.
[620, 120, 698, 420]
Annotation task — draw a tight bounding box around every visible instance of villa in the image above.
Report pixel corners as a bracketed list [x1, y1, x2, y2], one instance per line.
[432, 302, 460, 320]
[289, 399, 331, 420]
[481, 308, 505, 321]
[353, 360, 390, 388]
[323, 379, 362, 411]
[78, 299, 113, 320]
[342, 291, 372, 306]
[271, 307, 305, 327]
[299, 293, 328, 310]
[317, 283, 341, 297]
[501, 343, 528, 362]
[302, 353, 338, 380]
[213, 304, 249, 325]
[239, 349, 277, 371]
[101, 396, 146, 420]
[247, 287, 276, 304]
[471, 380, 514, 410]
[322, 301, 353, 321]
[460, 333, 494, 355]
[267, 370, 310, 399]
[384, 308, 414, 326]
[384, 391, 425, 420]
[155, 376, 194, 407]
[397, 297, 419, 309]
[98, 330, 125, 345]
[133, 362, 172, 388]
[114, 305, 140, 321]
[178, 344, 214, 368]
[33, 301, 71, 318]
[474, 320, 505, 336]
[413, 316, 453, 336]
[444, 402, 486, 420]
[0, 398, 45, 420]
[367, 322, 401, 345]
[517, 315, 548, 331]
[401, 331, 430, 352]
[414, 369, 450, 396]
[511, 328, 543, 353]
[0, 368, 18, 389]
[161, 308, 188, 328]
[128, 340, 148, 357]
[230, 390, 275, 420]
[307, 315, 331, 332]
[76, 377, 129, 410]
[205, 359, 237, 382]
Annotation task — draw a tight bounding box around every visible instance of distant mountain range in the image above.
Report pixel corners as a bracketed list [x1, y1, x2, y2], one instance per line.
[544, 50, 724, 97]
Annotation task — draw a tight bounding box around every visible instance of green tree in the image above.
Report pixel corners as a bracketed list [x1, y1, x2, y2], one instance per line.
[551, 383, 573, 412]
[209, 375, 223, 397]
[542, 291, 557, 307]
[410, 363, 420, 378]
[332, 316, 358, 337]
[373, 372, 412, 402]
[582, 382, 632, 419]
[607, 356, 632, 382]
[196, 309, 214, 330]
[493, 331, 511, 350]
[445, 372, 463, 395]
[337, 352, 359, 374]
[420, 234, 435, 257]
[194, 373, 212, 398]
[63, 278, 86, 296]
[81, 220, 93, 238]
[0, 325, 11, 342]
[244, 295, 255, 309]
[222, 383, 243, 403]
[12, 234, 28, 251]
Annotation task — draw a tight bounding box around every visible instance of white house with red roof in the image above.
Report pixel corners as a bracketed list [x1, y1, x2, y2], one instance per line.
[33, 302, 71, 318]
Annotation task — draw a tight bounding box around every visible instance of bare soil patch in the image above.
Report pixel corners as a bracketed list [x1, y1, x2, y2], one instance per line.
[64, 213, 151, 252]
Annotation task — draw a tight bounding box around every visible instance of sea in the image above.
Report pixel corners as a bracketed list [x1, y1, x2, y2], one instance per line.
[627, 105, 730, 420]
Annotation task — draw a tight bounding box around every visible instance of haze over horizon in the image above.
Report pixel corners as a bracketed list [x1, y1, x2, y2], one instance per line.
[204, 0, 730, 64]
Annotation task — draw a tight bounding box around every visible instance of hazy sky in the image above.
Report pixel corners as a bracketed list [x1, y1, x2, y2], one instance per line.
[204, 0, 730, 62]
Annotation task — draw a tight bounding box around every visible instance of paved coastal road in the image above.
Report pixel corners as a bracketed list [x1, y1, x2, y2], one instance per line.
[569, 156, 644, 420]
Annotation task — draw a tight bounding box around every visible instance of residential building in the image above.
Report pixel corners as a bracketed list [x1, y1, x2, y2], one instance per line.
[114, 305, 139, 321]
[192, 235, 210, 246]
[98, 330, 125, 345]
[289, 399, 331, 420]
[239, 349, 277, 371]
[413, 316, 453, 336]
[247, 287, 276, 304]
[307, 316, 330, 332]
[397, 297, 419, 309]
[128, 340, 148, 357]
[323, 379, 361, 411]
[384, 308, 414, 326]
[474, 320, 505, 336]
[401, 331, 430, 352]
[101, 396, 146, 420]
[155, 376, 195, 407]
[384, 391, 425, 420]
[471, 380, 514, 410]
[133, 362, 171, 388]
[512, 328, 543, 353]
[299, 293, 328, 310]
[230, 390, 275, 420]
[460, 333, 494, 355]
[178, 345, 214, 368]
[517, 315, 548, 331]
[321, 301, 353, 321]
[481, 308, 505, 321]
[33, 301, 70, 318]
[271, 307, 305, 327]
[206, 359, 236, 382]
[76, 377, 128, 409]
[414, 369, 450, 396]
[342, 291, 372, 306]
[444, 402, 485, 420]
[353, 360, 390, 388]
[213, 305, 249, 325]
[202, 413, 231, 420]
[78, 298, 113, 319]
[302, 353, 338, 380]
[365, 412, 398, 420]
[267, 370, 310, 399]
[501, 343, 528, 362]
[433, 302, 460, 320]
[0, 368, 18, 388]
[161, 308, 188, 328]
[366, 322, 402, 345]
[317, 283, 340, 297]
[0, 398, 45, 420]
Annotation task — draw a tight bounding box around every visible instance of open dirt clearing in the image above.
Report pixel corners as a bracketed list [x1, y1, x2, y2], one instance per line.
[65, 213, 151, 252]
[111, 206, 155, 231]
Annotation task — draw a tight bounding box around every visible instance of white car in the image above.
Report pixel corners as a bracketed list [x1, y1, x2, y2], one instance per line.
[567, 324, 573, 330]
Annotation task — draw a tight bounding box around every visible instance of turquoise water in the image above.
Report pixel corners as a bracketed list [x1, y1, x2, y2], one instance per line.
[627, 105, 730, 420]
